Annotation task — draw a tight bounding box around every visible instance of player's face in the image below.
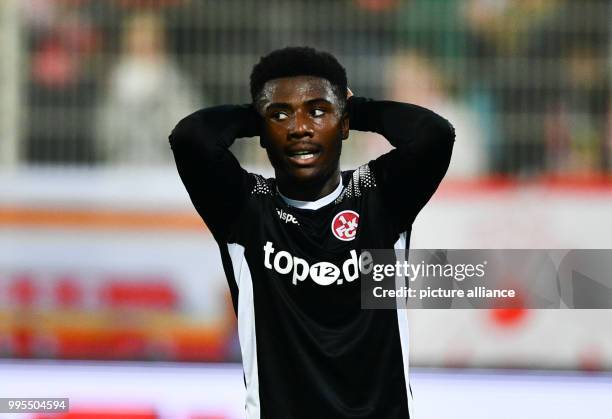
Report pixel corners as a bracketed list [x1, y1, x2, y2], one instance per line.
[258, 76, 349, 189]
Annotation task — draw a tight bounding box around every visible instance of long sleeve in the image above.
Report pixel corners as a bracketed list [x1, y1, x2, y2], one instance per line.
[169, 104, 260, 240]
[347, 96, 455, 232]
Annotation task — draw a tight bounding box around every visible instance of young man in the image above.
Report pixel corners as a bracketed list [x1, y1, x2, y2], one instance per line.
[169, 47, 454, 419]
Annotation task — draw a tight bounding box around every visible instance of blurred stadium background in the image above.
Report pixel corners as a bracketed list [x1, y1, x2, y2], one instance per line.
[1, 0, 611, 418]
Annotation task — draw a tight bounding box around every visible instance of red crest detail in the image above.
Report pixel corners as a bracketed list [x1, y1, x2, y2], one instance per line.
[331, 210, 359, 241]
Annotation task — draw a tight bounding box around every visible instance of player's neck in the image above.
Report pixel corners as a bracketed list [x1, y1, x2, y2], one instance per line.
[277, 170, 341, 202]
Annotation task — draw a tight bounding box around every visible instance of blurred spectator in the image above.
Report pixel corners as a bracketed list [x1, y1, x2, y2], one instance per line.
[354, 0, 400, 13]
[462, 0, 564, 175]
[96, 11, 200, 165]
[387, 51, 487, 178]
[462, 0, 610, 176]
[25, 4, 100, 164]
[396, 0, 467, 66]
[17, 0, 610, 176]
[464, 0, 560, 57]
[534, 1, 611, 176]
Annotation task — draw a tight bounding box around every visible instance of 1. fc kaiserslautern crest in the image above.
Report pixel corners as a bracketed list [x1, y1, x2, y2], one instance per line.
[331, 210, 359, 241]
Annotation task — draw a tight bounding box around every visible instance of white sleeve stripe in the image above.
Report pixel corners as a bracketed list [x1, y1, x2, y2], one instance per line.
[394, 232, 415, 418]
[227, 243, 261, 419]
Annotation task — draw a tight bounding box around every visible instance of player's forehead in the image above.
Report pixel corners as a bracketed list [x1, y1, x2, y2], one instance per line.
[260, 75, 338, 109]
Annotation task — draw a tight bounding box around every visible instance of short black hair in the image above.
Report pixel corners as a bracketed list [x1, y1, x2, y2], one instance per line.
[250, 46, 348, 112]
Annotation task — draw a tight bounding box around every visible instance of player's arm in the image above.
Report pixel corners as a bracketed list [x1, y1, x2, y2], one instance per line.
[169, 104, 259, 240]
[347, 96, 455, 231]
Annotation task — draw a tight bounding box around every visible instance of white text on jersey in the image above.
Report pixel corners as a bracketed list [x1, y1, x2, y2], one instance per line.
[276, 208, 299, 225]
[263, 241, 370, 286]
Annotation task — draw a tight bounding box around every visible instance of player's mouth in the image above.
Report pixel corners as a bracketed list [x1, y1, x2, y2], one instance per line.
[285, 147, 322, 166]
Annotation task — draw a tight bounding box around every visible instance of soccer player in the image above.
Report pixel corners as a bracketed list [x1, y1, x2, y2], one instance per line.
[169, 46, 454, 419]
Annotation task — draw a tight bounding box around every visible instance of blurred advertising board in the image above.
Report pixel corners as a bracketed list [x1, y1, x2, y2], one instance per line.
[1, 361, 611, 419]
[1, 168, 612, 369]
[0, 168, 237, 362]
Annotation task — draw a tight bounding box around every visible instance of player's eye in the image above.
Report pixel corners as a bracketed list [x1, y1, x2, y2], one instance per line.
[272, 112, 289, 121]
[311, 109, 325, 117]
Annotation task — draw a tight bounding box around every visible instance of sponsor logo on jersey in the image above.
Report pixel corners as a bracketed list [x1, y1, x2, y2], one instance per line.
[277, 208, 299, 225]
[263, 241, 372, 286]
[331, 210, 359, 241]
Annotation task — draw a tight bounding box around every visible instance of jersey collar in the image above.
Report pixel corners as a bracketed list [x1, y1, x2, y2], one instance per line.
[278, 176, 343, 210]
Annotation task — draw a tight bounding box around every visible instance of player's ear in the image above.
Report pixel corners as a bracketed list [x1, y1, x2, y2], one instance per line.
[340, 111, 349, 140]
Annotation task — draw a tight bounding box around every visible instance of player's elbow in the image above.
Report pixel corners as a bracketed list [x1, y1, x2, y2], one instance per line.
[168, 113, 200, 150]
[424, 116, 455, 174]
[430, 116, 456, 150]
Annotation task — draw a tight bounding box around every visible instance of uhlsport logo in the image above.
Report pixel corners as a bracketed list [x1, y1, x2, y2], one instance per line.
[277, 208, 298, 224]
[332, 210, 359, 241]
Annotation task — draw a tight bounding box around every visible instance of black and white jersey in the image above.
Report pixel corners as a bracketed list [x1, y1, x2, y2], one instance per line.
[170, 96, 454, 419]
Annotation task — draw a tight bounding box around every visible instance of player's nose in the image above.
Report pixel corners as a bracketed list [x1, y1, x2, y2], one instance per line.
[288, 111, 314, 139]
